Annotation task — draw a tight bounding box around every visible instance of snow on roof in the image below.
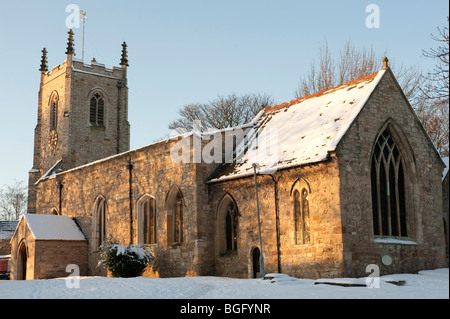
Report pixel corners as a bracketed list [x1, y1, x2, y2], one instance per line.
[209, 70, 385, 183]
[36, 131, 199, 183]
[14, 214, 86, 241]
[35, 159, 63, 184]
[36, 115, 265, 183]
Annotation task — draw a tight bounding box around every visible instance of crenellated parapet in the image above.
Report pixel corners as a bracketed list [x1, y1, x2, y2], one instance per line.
[72, 58, 126, 80]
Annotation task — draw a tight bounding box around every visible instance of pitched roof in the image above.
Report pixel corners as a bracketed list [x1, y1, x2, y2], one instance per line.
[209, 69, 386, 183]
[0, 220, 19, 240]
[12, 214, 86, 241]
[0, 220, 19, 232]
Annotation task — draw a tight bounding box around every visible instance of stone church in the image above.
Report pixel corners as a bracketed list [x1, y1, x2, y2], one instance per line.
[10, 31, 447, 280]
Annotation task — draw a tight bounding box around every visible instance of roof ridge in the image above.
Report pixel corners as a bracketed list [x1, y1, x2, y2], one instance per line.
[265, 71, 379, 113]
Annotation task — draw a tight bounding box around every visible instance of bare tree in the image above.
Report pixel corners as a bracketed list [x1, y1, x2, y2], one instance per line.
[422, 16, 449, 103]
[296, 42, 337, 97]
[0, 180, 27, 221]
[414, 77, 449, 156]
[295, 40, 448, 156]
[296, 41, 380, 98]
[418, 98, 448, 156]
[420, 17, 449, 155]
[295, 41, 423, 102]
[337, 41, 379, 86]
[169, 93, 274, 132]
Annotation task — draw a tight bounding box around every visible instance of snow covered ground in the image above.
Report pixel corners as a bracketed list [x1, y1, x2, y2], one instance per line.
[0, 268, 448, 299]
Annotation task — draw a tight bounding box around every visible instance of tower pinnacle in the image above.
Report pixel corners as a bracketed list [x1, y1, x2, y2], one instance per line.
[65, 29, 75, 55]
[39, 48, 48, 72]
[120, 41, 129, 68]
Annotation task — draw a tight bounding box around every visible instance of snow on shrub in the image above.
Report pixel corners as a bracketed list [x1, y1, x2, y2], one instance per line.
[97, 236, 154, 278]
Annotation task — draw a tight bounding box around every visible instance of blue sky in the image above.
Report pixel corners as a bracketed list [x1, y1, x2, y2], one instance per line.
[0, 0, 448, 188]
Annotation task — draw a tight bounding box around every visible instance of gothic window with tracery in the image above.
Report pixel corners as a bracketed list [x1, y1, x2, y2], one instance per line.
[90, 92, 105, 126]
[167, 188, 184, 245]
[93, 196, 107, 249]
[371, 127, 408, 237]
[173, 192, 183, 243]
[294, 188, 310, 245]
[225, 201, 238, 251]
[138, 196, 157, 245]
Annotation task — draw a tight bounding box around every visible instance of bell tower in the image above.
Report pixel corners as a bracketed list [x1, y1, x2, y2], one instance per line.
[27, 30, 130, 213]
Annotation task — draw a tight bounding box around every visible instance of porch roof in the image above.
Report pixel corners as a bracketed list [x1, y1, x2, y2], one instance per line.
[13, 214, 86, 241]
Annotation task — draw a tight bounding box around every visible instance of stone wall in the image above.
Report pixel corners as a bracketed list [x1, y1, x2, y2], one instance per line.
[208, 156, 345, 279]
[36, 60, 71, 175]
[10, 218, 36, 280]
[69, 60, 129, 169]
[28, 56, 130, 214]
[336, 69, 447, 276]
[28, 59, 71, 214]
[33, 240, 88, 279]
[35, 134, 221, 277]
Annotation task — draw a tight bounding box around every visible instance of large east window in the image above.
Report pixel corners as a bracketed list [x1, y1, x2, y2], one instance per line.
[371, 127, 408, 237]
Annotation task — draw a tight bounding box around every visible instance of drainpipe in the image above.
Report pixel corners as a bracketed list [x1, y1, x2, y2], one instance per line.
[252, 163, 265, 278]
[56, 180, 63, 215]
[270, 174, 282, 273]
[127, 156, 134, 243]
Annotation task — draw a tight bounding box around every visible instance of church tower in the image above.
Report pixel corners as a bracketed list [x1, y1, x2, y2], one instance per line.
[28, 30, 130, 213]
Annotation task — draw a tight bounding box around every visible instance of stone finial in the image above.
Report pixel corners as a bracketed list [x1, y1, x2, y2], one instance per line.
[382, 56, 389, 70]
[39, 48, 48, 72]
[120, 41, 129, 67]
[65, 29, 75, 55]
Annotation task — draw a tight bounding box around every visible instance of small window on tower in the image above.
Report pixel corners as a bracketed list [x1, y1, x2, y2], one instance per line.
[90, 92, 105, 127]
[50, 93, 58, 130]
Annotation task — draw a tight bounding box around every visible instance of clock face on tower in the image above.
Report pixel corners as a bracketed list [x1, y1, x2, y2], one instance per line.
[48, 129, 58, 151]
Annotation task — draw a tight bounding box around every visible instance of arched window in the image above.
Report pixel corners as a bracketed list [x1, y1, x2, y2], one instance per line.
[225, 201, 238, 252]
[93, 196, 107, 249]
[137, 195, 157, 244]
[371, 127, 408, 237]
[216, 194, 239, 256]
[49, 92, 58, 129]
[90, 92, 105, 126]
[294, 188, 310, 245]
[166, 186, 184, 245]
[174, 192, 183, 243]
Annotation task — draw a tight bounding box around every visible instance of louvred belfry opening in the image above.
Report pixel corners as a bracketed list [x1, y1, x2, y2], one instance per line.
[90, 93, 105, 126]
